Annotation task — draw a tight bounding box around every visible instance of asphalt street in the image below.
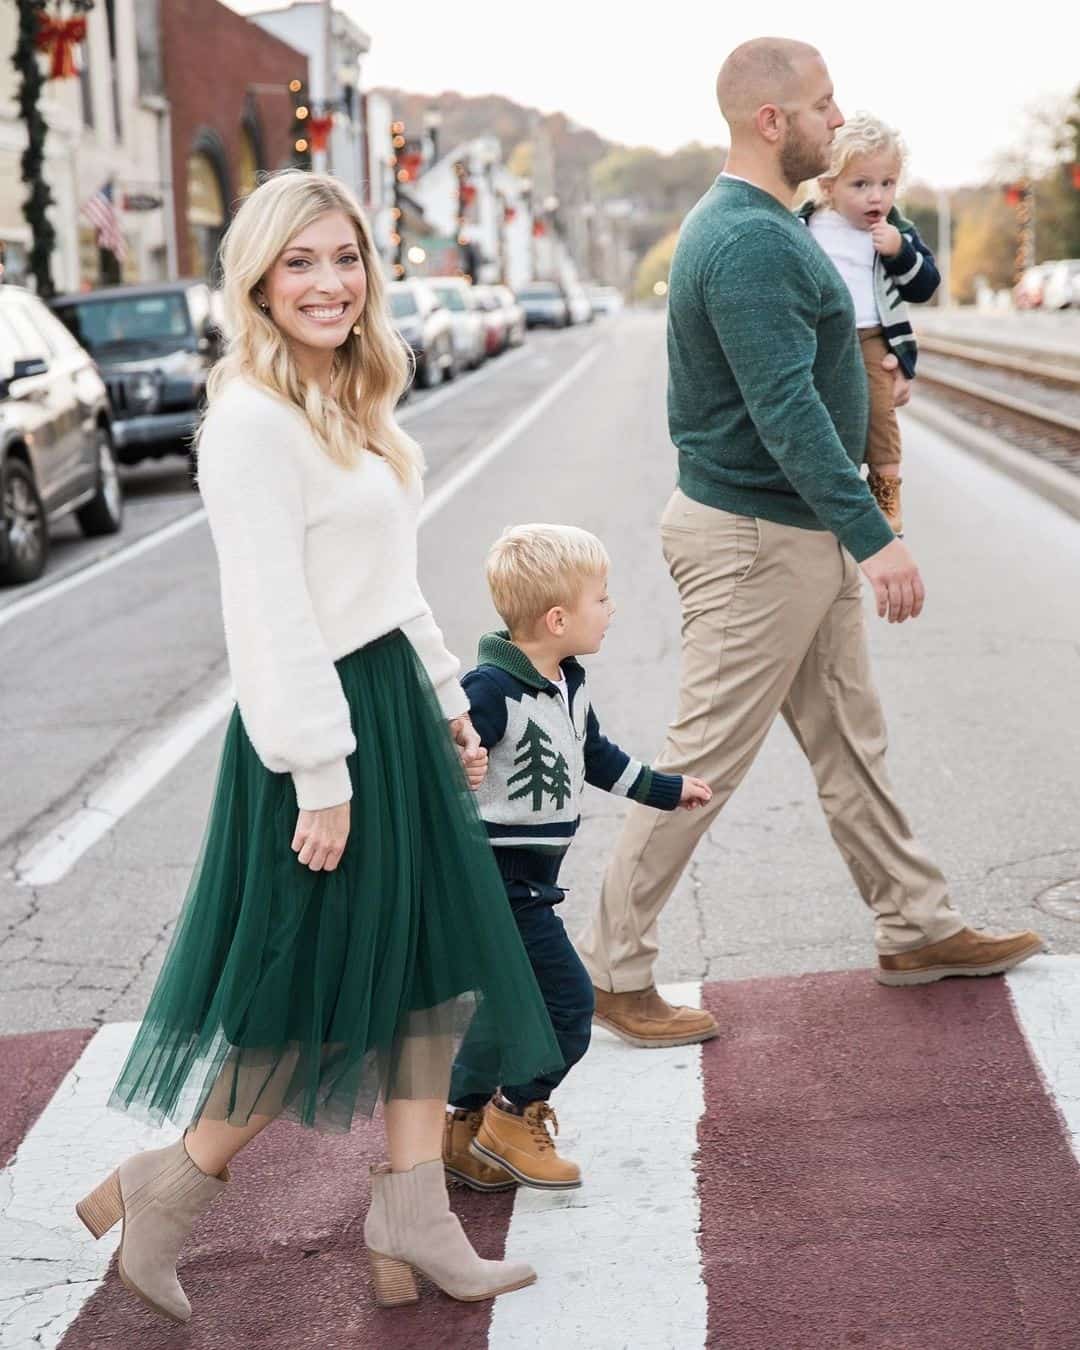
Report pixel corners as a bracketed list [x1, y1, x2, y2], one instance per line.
[2, 309, 1079, 1038]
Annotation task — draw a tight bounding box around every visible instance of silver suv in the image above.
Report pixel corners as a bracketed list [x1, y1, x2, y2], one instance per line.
[0, 287, 120, 586]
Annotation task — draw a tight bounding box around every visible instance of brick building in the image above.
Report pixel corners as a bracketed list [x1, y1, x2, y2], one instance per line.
[161, 0, 308, 278]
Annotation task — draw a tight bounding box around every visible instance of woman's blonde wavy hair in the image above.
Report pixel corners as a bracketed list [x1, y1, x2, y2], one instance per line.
[202, 169, 421, 483]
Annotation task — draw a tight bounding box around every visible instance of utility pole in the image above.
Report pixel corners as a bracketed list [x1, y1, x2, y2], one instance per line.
[935, 190, 951, 308]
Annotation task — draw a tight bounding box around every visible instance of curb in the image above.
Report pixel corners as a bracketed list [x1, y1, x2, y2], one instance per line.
[904, 396, 1080, 525]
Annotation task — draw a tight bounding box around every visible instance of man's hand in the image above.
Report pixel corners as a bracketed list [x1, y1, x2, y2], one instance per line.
[859, 537, 925, 623]
[293, 802, 351, 872]
[679, 776, 713, 810]
[880, 351, 912, 408]
[450, 714, 488, 791]
[870, 221, 903, 258]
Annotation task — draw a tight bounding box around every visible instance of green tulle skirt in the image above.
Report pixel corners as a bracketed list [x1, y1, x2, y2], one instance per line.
[108, 630, 563, 1132]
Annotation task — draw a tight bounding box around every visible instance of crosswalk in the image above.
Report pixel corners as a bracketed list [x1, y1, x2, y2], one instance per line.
[2, 958, 1079, 1349]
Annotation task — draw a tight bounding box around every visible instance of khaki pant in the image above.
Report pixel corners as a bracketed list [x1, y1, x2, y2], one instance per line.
[860, 327, 903, 470]
[577, 490, 963, 993]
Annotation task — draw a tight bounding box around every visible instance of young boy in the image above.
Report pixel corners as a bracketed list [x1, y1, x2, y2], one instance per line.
[443, 524, 711, 1192]
[797, 111, 940, 535]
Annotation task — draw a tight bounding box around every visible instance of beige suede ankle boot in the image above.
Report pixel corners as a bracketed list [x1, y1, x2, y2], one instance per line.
[76, 1136, 228, 1323]
[363, 1159, 536, 1306]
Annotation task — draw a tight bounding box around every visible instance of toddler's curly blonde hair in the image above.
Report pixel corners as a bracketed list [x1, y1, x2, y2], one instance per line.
[816, 112, 907, 199]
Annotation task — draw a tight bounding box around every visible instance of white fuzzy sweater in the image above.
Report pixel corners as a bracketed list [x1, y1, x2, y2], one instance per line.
[197, 377, 468, 811]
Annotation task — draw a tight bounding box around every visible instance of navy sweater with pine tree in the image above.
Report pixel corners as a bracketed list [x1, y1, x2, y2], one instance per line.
[465, 632, 683, 889]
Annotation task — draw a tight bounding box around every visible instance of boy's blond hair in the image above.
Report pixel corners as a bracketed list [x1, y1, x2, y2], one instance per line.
[486, 524, 609, 635]
[816, 111, 907, 196]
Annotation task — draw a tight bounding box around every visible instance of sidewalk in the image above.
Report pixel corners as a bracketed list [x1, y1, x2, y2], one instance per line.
[3, 957, 1079, 1349]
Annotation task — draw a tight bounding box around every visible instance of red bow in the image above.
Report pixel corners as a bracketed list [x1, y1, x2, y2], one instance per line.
[308, 115, 334, 154]
[35, 14, 87, 81]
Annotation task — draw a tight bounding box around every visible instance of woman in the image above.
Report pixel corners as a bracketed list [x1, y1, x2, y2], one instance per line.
[75, 170, 562, 1323]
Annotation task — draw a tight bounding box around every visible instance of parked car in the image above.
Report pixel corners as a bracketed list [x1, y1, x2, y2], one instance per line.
[492, 285, 527, 347]
[1012, 263, 1054, 310]
[517, 281, 569, 328]
[0, 285, 121, 585]
[50, 280, 222, 468]
[1041, 259, 1080, 310]
[473, 285, 510, 355]
[586, 285, 625, 317]
[428, 277, 487, 370]
[564, 283, 594, 325]
[388, 279, 456, 387]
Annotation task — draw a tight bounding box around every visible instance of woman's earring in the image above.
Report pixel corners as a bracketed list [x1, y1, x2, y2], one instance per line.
[352, 323, 362, 336]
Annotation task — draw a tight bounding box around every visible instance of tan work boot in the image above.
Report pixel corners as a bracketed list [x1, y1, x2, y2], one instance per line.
[75, 1136, 228, 1323]
[443, 1107, 516, 1193]
[876, 926, 1045, 987]
[471, 1099, 581, 1190]
[593, 985, 718, 1048]
[364, 1159, 536, 1305]
[868, 470, 904, 534]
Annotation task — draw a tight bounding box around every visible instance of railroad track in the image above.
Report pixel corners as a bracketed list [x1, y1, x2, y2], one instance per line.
[911, 332, 1080, 472]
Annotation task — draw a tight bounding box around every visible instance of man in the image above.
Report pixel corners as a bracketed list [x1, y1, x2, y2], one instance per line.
[578, 37, 1043, 1047]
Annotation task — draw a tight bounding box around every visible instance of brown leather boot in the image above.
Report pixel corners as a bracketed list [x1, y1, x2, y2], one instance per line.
[471, 1099, 581, 1190]
[876, 926, 1044, 986]
[443, 1107, 516, 1193]
[593, 985, 718, 1048]
[75, 1136, 228, 1323]
[363, 1160, 536, 1305]
[868, 471, 903, 534]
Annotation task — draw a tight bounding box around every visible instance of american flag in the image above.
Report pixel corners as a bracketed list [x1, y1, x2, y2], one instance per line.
[80, 181, 128, 262]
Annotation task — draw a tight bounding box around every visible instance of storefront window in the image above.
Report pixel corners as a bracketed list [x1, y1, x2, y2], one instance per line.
[237, 127, 259, 199]
[186, 151, 226, 279]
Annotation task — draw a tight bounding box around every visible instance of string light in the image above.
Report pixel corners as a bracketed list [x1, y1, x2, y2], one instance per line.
[295, 138, 309, 153]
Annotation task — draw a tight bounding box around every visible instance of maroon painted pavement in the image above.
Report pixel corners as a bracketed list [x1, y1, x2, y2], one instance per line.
[0, 1027, 94, 1167]
[58, 1113, 516, 1349]
[698, 972, 1080, 1349]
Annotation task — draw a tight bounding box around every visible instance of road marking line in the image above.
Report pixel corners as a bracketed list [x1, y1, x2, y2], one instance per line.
[1006, 954, 1080, 1164]
[14, 341, 605, 889]
[14, 685, 234, 888]
[489, 981, 708, 1350]
[398, 344, 531, 424]
[0, 508, 208, 633]
[423, 344, 602, 521]
[0, 1022, 165, 1350]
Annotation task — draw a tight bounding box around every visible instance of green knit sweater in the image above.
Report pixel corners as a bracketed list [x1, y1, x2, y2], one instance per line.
[667, 176, 894, 562]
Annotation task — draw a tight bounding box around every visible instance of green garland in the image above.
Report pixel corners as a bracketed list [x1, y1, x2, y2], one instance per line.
[11, 0, 95, 298]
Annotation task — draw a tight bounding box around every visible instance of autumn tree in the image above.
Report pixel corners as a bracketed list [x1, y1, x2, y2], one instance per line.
[950, 194, 1017, 302]
[633, 228, 679, 301]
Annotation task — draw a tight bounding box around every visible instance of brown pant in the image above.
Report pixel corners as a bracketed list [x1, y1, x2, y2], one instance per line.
[860, 327, 903, 470]
[577, 491, 963, 993]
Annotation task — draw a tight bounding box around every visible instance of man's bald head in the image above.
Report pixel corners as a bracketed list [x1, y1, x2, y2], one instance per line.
[716, 37, 822, 131]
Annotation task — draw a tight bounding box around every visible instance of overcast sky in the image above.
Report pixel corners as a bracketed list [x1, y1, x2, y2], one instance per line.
[227, 1, 1079, 189]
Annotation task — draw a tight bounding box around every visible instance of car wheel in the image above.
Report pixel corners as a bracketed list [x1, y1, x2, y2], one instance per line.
[0, 457, 48, 586]
[76, 425, 124, 537]
[418, 352, 440, 389]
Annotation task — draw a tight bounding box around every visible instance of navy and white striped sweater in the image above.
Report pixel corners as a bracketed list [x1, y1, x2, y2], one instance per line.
[796, 201, 940, 378]
[464, 632, 683, 887]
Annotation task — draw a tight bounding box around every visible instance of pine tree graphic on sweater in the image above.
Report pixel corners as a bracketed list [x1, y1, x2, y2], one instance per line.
[508, 719, 571, 811]
[547, 752, 572, 809]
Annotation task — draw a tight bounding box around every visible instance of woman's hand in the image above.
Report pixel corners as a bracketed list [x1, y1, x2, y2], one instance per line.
[450, 714, 488, 791]
[292, 802, 351, 871]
